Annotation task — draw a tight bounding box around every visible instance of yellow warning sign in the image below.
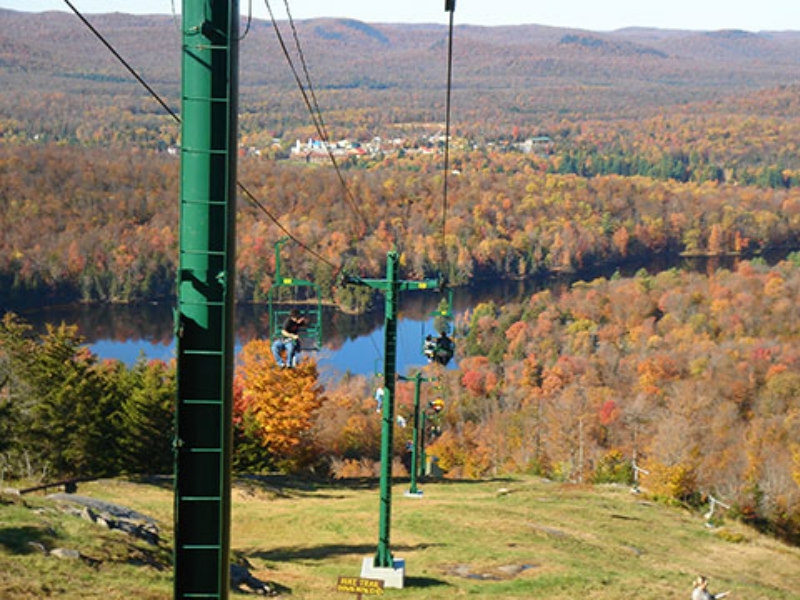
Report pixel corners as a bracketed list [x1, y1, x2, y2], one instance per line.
[336, 576, 385, 596]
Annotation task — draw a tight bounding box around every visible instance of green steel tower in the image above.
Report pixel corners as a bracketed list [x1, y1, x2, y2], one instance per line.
[347, 252, 438, 575]
[419, 410, 428, 480]
[174, 1, 239, 598]
[399, 372, 436, 496]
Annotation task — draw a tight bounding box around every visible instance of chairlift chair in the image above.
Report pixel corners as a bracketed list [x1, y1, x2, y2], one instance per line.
[421, 286, 456, 366]
[267, 238, 323, 352]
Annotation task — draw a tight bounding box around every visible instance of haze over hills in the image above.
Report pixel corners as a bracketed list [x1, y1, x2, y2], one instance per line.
[3, 8, 800, 135]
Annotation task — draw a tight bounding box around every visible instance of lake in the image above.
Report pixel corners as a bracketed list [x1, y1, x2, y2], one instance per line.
[16, 252, 787, 379]
[17, 278, 550, 379]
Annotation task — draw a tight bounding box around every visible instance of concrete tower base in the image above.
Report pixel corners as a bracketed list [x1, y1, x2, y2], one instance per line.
[360, 557, 405, 589]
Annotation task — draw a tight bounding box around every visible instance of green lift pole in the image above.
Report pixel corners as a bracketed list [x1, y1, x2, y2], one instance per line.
[347, 251, 438, 569]
[274, 237, 288, 281]
[174, 1, 238, 599]
[419, 410, 428, 481]
[398, 373, 436, 496]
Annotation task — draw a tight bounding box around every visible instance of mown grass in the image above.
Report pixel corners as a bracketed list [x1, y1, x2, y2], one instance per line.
[2, 476, 799, 599]
[0, 488, 171, 599]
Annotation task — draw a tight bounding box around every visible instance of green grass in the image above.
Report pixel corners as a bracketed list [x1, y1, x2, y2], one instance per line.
[2, 476, 800, 599]
[0, 489, 171, 599]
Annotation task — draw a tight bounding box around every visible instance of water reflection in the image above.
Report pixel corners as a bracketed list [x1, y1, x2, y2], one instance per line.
[17, 278, 553, 377]
[16, 251, 793, 377]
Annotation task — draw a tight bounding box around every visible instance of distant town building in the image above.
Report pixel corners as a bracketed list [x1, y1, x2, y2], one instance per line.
[516, 136, 552, 154]
[279, 131, 550, 163]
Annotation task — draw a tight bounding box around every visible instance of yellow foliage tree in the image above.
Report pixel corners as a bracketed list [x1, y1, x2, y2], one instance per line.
[641, 459, 697, 502]
[235, 339, 325, 469]
[792, 444, 800, 491]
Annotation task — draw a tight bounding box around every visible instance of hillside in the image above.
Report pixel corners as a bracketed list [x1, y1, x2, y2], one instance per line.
[3, 9, 800, 140]
[2, 476, 799, 598]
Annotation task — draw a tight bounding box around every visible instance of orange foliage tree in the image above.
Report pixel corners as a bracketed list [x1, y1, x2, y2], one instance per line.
[235, 339, 326, 471]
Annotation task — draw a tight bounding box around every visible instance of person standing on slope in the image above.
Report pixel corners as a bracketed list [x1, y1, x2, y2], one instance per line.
[692, 575, 730, 600]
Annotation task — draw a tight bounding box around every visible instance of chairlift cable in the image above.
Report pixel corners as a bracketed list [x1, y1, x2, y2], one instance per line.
[281, 0, 330, 140]
[368, 332, 383, 363]
[62, 0, 340, 274]
[238, 0, 254, 41]
[263, 0, 370, 235]
[61, 0, 442, 366]
[63, 0, 180, 122]
[237, 183, 340, 271]
[440, 0, 457, 277]
[280, 0, 369, 234]
[410, 3, 459, 369]
[169, 0, 181, 35]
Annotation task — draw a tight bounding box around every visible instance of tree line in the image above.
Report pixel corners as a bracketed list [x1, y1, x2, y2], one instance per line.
[3, 143, 800, 310]
[3, 258, 800, 541]
[422, 257, 800, 543]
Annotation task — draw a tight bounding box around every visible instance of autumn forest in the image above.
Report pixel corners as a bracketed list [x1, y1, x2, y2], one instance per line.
[1, 9, 800, 543]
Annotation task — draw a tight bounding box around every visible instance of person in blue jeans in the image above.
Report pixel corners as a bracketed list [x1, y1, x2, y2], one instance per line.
[271, 309, 306, 368]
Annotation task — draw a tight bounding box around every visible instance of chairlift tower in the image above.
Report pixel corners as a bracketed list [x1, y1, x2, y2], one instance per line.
[346, 250, 438, 587]
[399, 372, 437, 497]
[704, 494, 731, 528]
[174, 1, 238, 598]
[631, 460, 649, 494]
[419, 410, 428, 480]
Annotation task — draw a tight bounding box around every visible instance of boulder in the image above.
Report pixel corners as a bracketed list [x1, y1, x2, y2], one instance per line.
[50, 548, 80, 560]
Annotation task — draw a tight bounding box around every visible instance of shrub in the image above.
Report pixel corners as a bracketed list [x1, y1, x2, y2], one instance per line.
[592, 450, 633, 485]
[641, 460, 698, 503]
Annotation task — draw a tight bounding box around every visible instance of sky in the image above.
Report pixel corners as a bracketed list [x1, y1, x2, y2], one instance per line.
[0, 0, 797, 32]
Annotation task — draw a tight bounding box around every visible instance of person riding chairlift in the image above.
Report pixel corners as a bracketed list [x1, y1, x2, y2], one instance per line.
[271, 309, 307, 368]
[424, 331, 454, 366]
[423, 335, 437, 362]
[433, 330, 454, 366]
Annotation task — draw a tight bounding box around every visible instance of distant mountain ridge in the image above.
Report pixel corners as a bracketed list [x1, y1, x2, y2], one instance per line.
[3, 9, 799, 76]
[2, 8, 800, 128]
[558, 34, 669, 58]
[312, 19, 390, 45]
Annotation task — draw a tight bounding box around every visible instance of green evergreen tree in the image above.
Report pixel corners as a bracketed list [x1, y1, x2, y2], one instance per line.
[0, 313, 122, 477]
[433, 297, 454, 336]
[232, 411, 274, 473]
[0, 374, 12, 454]
[464, 301, 498, 356]
[116, 358, 175, 475]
